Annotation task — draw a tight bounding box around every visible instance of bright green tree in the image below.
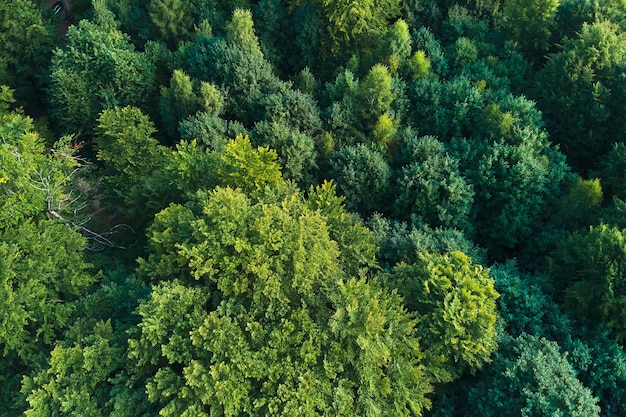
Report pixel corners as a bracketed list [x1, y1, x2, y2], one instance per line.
[389, 251, 499, 383]
[21, 268, 155, 417]
[290, 0, 401, 53]
[380, 19, 412, 72]
[0, 97, 96, 417]
[0, 87, 90, 229]
[132, 185, 434, 416]
[358, 64, 395, 124]
[218, 134, 284, 193]
[225, 8, 263, 56]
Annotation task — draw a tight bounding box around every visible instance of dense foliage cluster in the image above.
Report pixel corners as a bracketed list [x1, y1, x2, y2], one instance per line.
[2, 0, 626, 415]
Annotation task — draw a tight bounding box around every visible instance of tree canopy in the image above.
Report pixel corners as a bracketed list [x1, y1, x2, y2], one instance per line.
[3, 1, 626, 416]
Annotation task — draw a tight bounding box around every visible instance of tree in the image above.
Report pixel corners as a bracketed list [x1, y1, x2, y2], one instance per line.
[187, 36, 285, 126]
[159, 70, 202, 139]
[48, 20, 156, 135]
[149, 0, 194, 47]
[501, 0, 560, 58]
[534, 21, 626, 173]
[594, 143, 626, 200]
[379, 19, 412, 72]
[0, 88, 92, 231]
[132, 185, 434, 416]
[467, 334, 600, 417]
[327, 144, 392, 216]
[389, 251, 499, 383]
[554, 0, 626, 42]
[0, 0, 55, 108]
[289, 0, 401, 54]
[0, 221, 95, 360]
[225, 8, 263, 57]
[405, 79, 571, 255]
[22, 268, 155, 417]
[252, 121, 317, 184]
[260, 88, 323, 136]
[367, 214, 486, 269]
[179, 112, 248, 151]
[321, 70, 366, 147]
[0, 98, 96, 417]
[358, 64, 395, 125]
[548, 224, 626, 342]
[218, 134, 284, 193]
[94, 106, 176, 228]
[393, 135, 474, 233]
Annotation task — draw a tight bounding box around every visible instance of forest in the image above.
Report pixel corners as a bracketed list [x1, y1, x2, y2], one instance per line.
[1, 0, 626, 415]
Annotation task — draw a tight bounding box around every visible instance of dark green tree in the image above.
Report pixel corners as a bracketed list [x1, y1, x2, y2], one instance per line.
[94, 106, 176, 228]
[149, 0, 194, 47]
[393, 135, 474, 233]
[467, 334, 600, 417]
[159, 69, 202, 139]
[252, 121, 317, 184]
[289, 0, 401, 54]
[328, 144, 391, 216]
[548, 224, 626, 342]
[0, 0, 55, 108]
[594, 143, 626, 200]
[48, 20, 156, 134]
[501, 0, 560, 58]
[534, 21, 626, 172]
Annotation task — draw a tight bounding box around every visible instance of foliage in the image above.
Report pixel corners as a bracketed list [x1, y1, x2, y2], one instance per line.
[389, 251, 499, 383]
[5, 1, 626, 415]
[0, 221, 95, 360]
[252, 121, 317, 183]
[0, 94, 96, 417]
[594, 143, 626, 200]
[218, 134, 284, 193]
[132, 186, 433, 416]
[0, 0, 55, 107]
[502, 0, 560, 57]
[327, 144, 391, 216]
[159, 69, 203, 138]
[290, 0, 401, 53]
[187, 36, 285, 125]
[0, 93, 91, 230]
[94, 106, 176, 228]
[549, 225, 626, 342]
[393, 135, 474, 233]
[48, 20, 156, 135]
[467, 334, 601, 417]
[149, 0, 194, 47]
[534, 21, 626, 173]
[225, 8, 263, 56]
